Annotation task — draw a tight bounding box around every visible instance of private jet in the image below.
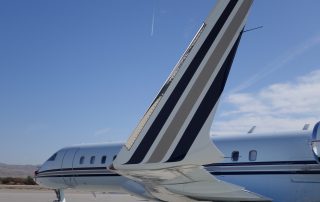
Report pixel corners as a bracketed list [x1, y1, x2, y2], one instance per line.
[35, 0, 320, 201]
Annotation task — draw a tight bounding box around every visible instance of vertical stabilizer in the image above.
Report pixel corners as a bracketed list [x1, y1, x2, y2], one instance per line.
[113, 0, 254, 170]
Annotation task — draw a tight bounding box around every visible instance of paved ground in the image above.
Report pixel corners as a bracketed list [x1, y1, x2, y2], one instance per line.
[0, 188, 148, 202]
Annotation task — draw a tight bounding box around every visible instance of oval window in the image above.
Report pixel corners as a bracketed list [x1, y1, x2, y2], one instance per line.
[80, 156, 85, 164]
[249, 150, 257, 161]
[101, 156, 107, 164]
[90, 156, 95, 164]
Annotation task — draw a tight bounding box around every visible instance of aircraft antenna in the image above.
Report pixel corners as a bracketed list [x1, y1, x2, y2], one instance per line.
[248, 126, 256, 134]
[243, 26, 263, 33]
[303, 124, 310, 130]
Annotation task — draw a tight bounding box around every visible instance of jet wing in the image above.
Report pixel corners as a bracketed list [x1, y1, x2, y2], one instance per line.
[110, 0, 269, 201]
[117, 165, 270, 202]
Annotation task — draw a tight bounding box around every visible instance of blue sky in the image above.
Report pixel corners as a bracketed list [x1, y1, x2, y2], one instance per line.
[1, 0, 320, 164]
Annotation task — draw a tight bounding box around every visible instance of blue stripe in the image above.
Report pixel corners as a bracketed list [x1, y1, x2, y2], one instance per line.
[211, 170, 320, 176]
[205, 160, 318, 167]
[38, 167, 107, 174]
[37, 170, 320, 178]
[36, 173, 120, 178]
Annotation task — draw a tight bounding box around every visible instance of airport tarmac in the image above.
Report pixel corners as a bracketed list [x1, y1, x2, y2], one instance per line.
[0, 186, 148, 202]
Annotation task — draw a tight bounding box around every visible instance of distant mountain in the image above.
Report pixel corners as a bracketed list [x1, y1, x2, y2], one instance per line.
[0, 163, 39, 178]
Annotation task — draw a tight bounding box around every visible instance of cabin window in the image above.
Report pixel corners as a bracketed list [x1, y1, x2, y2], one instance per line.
[80, 156, 85, 164]
[90, 156, 95, 164]
[231, 151, 239, 162]
[249, 150, 257, 161]
[48, 153, 57, 161]
[113, 155, 117, 161]
[101, 156, 107, 164]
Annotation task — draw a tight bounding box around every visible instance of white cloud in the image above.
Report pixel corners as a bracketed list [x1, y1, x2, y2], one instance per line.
[94, 128, 111, 136]
[211, 70, 320, 135]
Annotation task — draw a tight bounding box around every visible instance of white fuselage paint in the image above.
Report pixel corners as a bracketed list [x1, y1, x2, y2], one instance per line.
[35, 131, 320, 202]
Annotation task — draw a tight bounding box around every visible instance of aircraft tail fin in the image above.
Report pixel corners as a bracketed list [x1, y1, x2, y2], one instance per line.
[113, 0, 253, 170]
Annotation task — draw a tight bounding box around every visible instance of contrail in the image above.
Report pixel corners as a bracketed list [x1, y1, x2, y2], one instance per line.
[151, 0, 156, 36]
[229, 34, 320, 94]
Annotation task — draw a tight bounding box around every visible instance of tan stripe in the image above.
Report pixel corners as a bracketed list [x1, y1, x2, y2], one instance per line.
[147, 0, 253, 163]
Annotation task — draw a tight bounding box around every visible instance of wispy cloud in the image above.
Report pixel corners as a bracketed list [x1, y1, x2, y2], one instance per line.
[230, 34, 320, 93]
[94, 128, 111, 136]
[212, 70, 320, 135]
